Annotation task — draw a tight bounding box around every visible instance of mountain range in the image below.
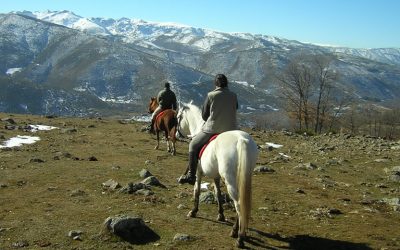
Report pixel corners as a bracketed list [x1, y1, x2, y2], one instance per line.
[1, 10, 399, 121]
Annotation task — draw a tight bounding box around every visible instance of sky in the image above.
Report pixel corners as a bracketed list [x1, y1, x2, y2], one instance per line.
[1, 0, 399, 48]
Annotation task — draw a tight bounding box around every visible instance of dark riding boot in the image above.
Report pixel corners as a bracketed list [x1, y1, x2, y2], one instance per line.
[178, 152, 197, 185]
[148, 118, 155, 134]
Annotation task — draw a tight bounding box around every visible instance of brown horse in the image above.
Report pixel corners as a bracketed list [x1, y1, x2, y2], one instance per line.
[148, 97, 177, 155]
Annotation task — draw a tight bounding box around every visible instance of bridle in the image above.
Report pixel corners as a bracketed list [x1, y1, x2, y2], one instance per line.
[148, 98, 158, 114]
[175, 104, 205, 140]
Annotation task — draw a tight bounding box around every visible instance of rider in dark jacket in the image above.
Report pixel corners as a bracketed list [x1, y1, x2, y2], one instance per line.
[150, 82, 177, 133]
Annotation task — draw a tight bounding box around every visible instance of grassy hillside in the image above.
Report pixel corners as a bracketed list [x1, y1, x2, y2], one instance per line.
[0, 113, 399, 249]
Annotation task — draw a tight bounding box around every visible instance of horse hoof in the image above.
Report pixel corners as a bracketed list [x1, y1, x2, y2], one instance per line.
[236, 238, 245, 249]
[217, 214, 225, 222]
[230, 230, 238, 238]
[187, 210, 196, 218]
[154, 146, 159, 150]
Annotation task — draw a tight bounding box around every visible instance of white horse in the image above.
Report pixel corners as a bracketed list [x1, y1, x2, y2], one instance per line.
[176, 102, 259, 248]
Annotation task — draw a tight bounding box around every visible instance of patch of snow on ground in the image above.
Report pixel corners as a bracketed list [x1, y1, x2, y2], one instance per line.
[73, 86, 87, 92]
[235, 81, 255, 88]
[201, 182, 210, 191]
[28, 125, 58, 132]
[266, 142, 283, 148]
[6, 68, 22, 75]
[130, 115, 151, 122]
[266, 105, 279, 111]
[99, 96, 135, 104]
[0, 135, 40, 148]
[279, 152, 291, 159]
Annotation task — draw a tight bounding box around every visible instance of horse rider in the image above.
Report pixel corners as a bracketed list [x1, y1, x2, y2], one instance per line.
[149, 81, 178, 134]
[178, 74, 238, 185]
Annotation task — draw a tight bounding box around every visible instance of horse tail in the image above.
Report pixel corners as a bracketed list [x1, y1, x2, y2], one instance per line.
[237, 137, 254, 236]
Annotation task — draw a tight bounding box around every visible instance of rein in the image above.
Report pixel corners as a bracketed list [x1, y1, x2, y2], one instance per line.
[176, 104, 204, 140]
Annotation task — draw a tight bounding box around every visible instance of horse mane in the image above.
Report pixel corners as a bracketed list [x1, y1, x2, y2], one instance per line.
[179, 101, 203, 137]
[181, 101, 201, 117]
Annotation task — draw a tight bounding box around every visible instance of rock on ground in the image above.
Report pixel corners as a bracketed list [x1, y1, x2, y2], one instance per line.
[103, 215, 160, 244]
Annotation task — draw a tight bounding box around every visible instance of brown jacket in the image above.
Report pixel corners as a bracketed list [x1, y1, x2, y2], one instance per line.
[201, 87, 238, 134]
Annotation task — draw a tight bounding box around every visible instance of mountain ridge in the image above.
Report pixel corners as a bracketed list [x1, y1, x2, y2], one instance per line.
[14, 10, 400, 64]
[1, 11, 399, 125]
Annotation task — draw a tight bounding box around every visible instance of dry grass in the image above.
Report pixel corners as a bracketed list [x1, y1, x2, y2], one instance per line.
[0, 113, 399, 249]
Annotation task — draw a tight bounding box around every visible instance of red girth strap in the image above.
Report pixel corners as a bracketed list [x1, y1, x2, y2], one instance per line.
[155, 110, 166, 121]
[199, 134, 219, 158]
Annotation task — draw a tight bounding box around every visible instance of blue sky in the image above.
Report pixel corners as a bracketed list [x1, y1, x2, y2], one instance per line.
[1, 0, 399, 48]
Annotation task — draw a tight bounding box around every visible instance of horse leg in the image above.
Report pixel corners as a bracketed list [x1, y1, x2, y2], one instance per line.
[231, 203, 246, 248]
[237, 234, 245, 249]
[230, 215, 239, 238]
[171, 128, 176, 156]
[226, 181, 240, 239]
[165, 130, 171, 153]
[171, 141, 176, 156]
[187, 173, 201, 218]
[171, 132, 176, 156]
[154, 130, 160, 150]
[214, 178, 225, 222]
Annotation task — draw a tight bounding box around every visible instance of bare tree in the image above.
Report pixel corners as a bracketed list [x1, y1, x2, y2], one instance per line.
[276, 55, 314, 131]
[276, 54, 342, 134]
[312, 55, 338, 133]
[273, 54, 400, 139]
[327, 94, 353, 132]
[345, 105, 361, 135]
[381, 108, 400, 139]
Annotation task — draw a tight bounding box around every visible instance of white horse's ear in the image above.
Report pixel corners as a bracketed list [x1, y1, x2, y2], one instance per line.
[189, 100, 193, 105]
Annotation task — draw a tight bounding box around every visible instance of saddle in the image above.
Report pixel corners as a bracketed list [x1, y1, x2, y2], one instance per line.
[199, 134, 219, 158]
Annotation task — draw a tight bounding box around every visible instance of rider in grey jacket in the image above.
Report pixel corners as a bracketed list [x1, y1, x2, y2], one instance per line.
[178, 74, 238, 185]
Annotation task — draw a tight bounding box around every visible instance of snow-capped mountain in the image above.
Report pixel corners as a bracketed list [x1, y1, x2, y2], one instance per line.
[327, 47, 400, 66]
[1, 10, 399, 119]
[16, 10, 110, 36]
[16, 10, 400, 65]
[17, 10, 290, 52]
